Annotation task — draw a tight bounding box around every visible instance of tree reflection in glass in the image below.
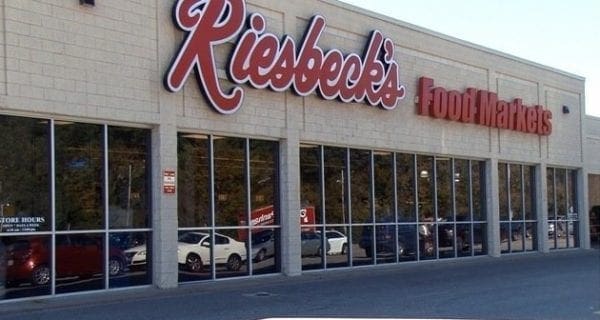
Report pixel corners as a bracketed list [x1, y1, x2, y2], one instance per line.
[108, 127, 150, 229]
[55, 123, 103, 230]
[178, 134, 211, 228]
[214, 137, 246, 227]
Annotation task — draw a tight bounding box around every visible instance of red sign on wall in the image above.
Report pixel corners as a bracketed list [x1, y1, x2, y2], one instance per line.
[163, 169, 176, 194]
[164, 0, 406, 114]
[417, 76, 553, 136]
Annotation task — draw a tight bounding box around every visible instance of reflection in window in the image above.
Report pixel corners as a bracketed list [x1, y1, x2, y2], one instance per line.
[0, 115, 50, 233]
[1, 235, 52, 299]
[499, 163, 536, 254]
[178, 134, 210, 228]
[472, 161, 485, 221]
[417, 155, 434, 221]
[324, 147, 347, 225]
[55, 123, 104, 230]
[55, 234, 105, 294]
[499, 163, 509, 221]
[110, 231, 151, 288]
[547, 167, 579, 250]
[397, 153, 415, 222]
[177, 135, 280, 280]
[374, 152, 394, 222]
[350, 149, 371, 224]
[300, 145, 322, 225]
[436, 157, 453, 221]
[108, 127, 150, 229]
[214, 137, 246, 227]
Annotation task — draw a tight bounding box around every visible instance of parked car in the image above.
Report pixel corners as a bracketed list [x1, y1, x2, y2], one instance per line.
[301, 231, 330, 256]
[360, 224, 435, 258]
[177, 232, 247, 272]
[124, 244, 148, 268]
[322, 230, 348, 255]
[5, 236, 126, 287]
[251, 229, 275, 262]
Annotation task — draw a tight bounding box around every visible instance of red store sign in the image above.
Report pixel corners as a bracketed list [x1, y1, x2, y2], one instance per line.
[417, 77, 552, 135]
[165, 0, 406, 114]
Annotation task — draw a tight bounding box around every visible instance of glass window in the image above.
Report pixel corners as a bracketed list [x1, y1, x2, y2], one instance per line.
[472, 161, 485, 221]
[55, 123, 104, 230]
[178, 134, 211, 228]
[417, 155, 434, 222]
[396, 153, 415, 222]
[214, 137, 246, 227]
[323, 147, 347, 225]
[455, 159, 470, 222]
[108, 127, 150, 229]
[110, 231, 151, 288]
[0, 115, 50, 233]
[374, 152, 394, 223]
[436, 157, 453, 222]
[55, 234, 105, 294]
[523, 166, 535, 220]
[509, 164, 523, 221]
[350, 149, 371, 224]
[1, 235, 52, 299]
[300, 145, 322, 225]
[178, 135, 279, 279]
[499, 163, 509, 221]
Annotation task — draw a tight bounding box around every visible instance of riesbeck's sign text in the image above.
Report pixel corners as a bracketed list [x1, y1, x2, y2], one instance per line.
[165, 0, 406, 114]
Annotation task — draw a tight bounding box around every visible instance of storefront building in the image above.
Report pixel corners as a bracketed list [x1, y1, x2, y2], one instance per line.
[0, 0, 594, 301]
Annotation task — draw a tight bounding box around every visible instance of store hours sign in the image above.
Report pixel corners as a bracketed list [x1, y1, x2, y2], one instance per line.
[164, 0, 406, 114]
[1, 216, 46, 232]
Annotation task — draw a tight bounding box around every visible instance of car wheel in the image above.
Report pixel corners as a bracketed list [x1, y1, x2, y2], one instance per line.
[341, 243, 348, 255]
[108, 257, 123, 276]
[226, 254, 242, 271]
[256, 249, 266, 262]
[186, 253, 203, 272]
[31, 265, 51, 286]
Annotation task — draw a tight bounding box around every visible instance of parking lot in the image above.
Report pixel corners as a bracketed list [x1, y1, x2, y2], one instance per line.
[1, 249, 598, 320]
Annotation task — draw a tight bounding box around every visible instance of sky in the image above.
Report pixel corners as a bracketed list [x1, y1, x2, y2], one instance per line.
[339, 0, 600, 117]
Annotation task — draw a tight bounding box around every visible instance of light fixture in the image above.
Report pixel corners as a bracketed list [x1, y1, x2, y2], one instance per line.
[80, 0, 95, 6]
[420, 170, 429, 178]
[562, 105, 570, 114]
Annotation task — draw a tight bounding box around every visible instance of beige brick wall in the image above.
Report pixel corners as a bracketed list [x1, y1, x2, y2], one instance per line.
[0, 0, 159, 123]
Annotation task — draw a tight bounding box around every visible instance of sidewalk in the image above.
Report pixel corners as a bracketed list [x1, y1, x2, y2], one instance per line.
[1, 249, 599, 320]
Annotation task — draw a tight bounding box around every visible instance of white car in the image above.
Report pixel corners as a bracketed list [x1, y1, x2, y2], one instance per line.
[323, 230, 348, 255]
[177, 232, 247, 272]
[124, 244, 147, 268]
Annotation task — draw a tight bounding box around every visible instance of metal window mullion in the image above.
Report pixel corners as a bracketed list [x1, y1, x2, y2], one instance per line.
[433, 156, 439, 259]
[346, 149, 353, 266]
[319, 146, 327, 269]
[520, 165, 526, 249]
[104, 124, 110, 289]
[369, 151, 376, 265]
[552, 168, 557, 249]
[414, 154, 420, 260]
[451, 158, 457, 258]
[565, 169, 570, 248]
[209, 136, 216, 279]
[506, 163, 512, 253]
[468, 160, 474, 256]
[392, 153, 398, 264]
[245, 138, 252, 275]
[50, 119, 56, 296]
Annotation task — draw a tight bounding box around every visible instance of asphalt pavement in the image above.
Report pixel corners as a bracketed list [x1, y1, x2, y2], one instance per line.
[1, 249, 599, 320]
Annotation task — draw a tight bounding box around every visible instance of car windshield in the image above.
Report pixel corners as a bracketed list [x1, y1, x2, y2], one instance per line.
[178, 233, 205, 244]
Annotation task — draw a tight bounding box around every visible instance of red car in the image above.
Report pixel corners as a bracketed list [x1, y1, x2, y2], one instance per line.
[5, 235, 125, 286]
